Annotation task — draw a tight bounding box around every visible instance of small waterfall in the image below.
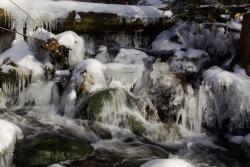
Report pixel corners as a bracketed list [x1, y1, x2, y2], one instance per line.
[18, 81, 60, 113]
[177, 85, 208, 135]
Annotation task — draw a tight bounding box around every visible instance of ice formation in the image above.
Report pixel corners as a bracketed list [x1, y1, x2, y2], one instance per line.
[0, 119, 23, 167]
[140, 159, 194, 167]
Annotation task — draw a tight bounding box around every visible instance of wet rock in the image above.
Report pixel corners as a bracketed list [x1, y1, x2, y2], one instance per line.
[149, 61, 184, 121]
[168, 48, 210, 74]
[14, 133, 93, 167]
[77, 70, 95, 95]
[77, 88, 120, 121]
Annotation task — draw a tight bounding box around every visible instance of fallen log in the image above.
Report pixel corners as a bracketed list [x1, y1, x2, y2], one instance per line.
[49, 11, 172, 33]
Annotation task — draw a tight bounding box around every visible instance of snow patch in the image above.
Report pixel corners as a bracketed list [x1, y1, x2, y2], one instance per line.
[140, 159, 194, 167]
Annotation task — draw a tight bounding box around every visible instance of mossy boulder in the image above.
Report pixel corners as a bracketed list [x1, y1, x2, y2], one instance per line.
[14, 133, 93, 167]
[127, 115, 146, 136]
[78, 88, 116, 121]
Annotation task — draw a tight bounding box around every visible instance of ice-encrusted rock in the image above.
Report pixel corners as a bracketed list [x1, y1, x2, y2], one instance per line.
[202, 66, 250, 134]
[114, 48, 148, 65]
[152, 23, 239, 64]
[149, 61, 184, 120]
[71, 59, 145, 94]
[140, 159, 194, 167]
[0, 119, 23, 167]
[169, 48, 210, 73]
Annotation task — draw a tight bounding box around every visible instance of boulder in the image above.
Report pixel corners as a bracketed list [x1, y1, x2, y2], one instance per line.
[14, 133, 93, 167]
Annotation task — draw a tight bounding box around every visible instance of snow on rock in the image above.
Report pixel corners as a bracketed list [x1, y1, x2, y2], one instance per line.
[0, 42, 44, 76]
[169, 48, 210, 73]
[203, 66, 250, 133]
[152, 27, 184, 51]
[229, 136, 244, 144]
[70, 59, 146, 94]
[0, 119, 23, 167]
[138, 0, 172, 6]
[32, 28, 85, 66]
[149, 61, 183, 117]
[114, 48, 148, 65]
[71, 59, 107, 93]
[140, 159, 194, 167]
[56, 31, 85, 66]
[152, 23, 239, 63]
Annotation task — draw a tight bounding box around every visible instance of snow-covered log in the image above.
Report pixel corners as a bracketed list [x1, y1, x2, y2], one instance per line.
[0, 1, 173, 33]
[49, 10, 172, 33]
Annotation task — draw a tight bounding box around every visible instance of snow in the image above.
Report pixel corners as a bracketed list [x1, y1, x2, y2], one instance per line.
[70, 59, 107, 92]
[170, 48, 210, 73]
[0, 119, 22, 152]
[140, 159, 194, 167]
[138, 0, 172, 6]
[0, 119, 23, 167]
[152, 27, 184, 51]
[71, 58, 146, 92]
[0, 42, 44, 76]
[114, 48, 148, 65]
[56, 31, 85, 66]
[229, 136, 244, 144]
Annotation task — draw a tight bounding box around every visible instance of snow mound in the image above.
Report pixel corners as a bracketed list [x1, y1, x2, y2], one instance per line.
[0, 42, 44, 76]
[140, 159, 194, 167]
[0, 119, 22, 152]
[71, 59, 145, 93]
[56, 31, 85, 66]
[0, 119, 23, 167]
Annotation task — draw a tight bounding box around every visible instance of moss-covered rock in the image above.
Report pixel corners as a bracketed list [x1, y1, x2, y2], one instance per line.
[14, 133, 93, 167]
[127, 115, 146, 136]
[78, 88, 117, 121]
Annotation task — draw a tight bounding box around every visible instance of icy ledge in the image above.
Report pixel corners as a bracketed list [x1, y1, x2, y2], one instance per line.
[0, 119, 23, 167]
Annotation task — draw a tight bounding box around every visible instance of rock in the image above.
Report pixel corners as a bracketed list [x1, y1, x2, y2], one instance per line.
[149, 61, 184, 121]
[77, 88, 120, 121]
[168, 48, 210, 74]
[77, 70, 95, 95]
[14, 133, 93, 167]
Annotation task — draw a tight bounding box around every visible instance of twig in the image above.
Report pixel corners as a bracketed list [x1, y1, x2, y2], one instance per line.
[0, 26, 42, 41]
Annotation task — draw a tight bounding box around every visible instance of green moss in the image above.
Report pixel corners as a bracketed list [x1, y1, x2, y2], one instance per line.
[79, 88, 116, 121]
[127, 115, 146, 136]
[14, 134, 93, 167]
